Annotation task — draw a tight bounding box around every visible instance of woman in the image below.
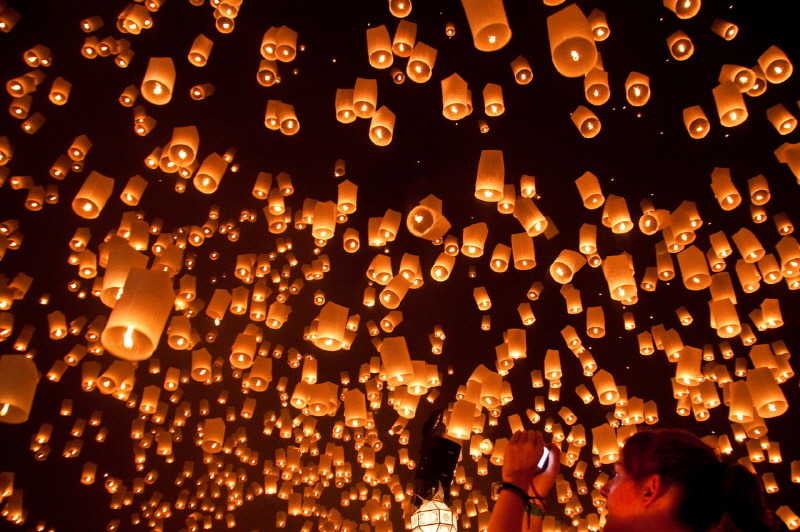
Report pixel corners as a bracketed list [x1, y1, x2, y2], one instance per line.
[490, 428, 777, 532]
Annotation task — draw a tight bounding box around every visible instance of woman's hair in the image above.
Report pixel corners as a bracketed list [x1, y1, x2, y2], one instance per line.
[620, 429, 777, 532]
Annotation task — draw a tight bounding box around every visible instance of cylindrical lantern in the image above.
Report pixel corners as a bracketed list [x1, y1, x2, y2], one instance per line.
[547, 4, 597, 78]
[758, 45, 793, 84]
[141, 57, 175, 105]
[101, 268, 174, 361]
[460, 0, 511, 51]
[712, 81, 747, 127]
[366, 25, 393, 69]
[369, 106, 395, 146]
[572, 105, 601, 137]
[0, 355, 39, 424]
[72, 171, 114, 219]
[667, 31, 693, 60]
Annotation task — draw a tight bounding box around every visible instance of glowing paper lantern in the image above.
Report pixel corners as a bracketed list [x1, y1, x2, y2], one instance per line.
[758, 45, 793, 84]
[369, 106, 395, 146]
[547, 4, 597, 78]
[193, 152, 227, 194]
[746, 367, 788, 418]
[460, 0, 511, 51]
[712, 81, 747, 127]
[72, 171, 114, 219]
[474, 150, 504, 201]
[407, 42, 437, 83]
[141, 57, 175, 105]
[584, 68, 610, 105]
[625, 72, 650, 106]
[101, 268, 174, 361]
[441, 73, 471, 120]
[366, 25, 393, 69]
[510, 55, 533, 85]
[0, 355, 39, 424]
[667, 30, 693, 60]
[572, 105, 601, 137]
[392, 20, 416, 56]
[664, 0, 700, 19]
[188, 34, 213, 66]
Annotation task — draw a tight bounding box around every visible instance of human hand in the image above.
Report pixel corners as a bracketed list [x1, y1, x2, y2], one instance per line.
[530, 442, 561, 501]
[501, 430, 545, 489]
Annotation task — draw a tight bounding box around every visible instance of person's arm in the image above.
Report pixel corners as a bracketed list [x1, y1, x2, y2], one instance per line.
[524, 442, 561, 532]
[488, 430, 551, 532]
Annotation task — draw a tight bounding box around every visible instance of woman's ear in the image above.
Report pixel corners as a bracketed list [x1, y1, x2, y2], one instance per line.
[641, 474, 664, 507]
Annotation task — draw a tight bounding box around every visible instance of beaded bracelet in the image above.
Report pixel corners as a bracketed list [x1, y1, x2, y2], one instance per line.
[493, 482, 547, 522]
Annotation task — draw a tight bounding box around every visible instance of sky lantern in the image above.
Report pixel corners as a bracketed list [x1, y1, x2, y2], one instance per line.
[101, 268, 174, 361]
[460, 0, 511, 52]
[547, 4, 597, 78]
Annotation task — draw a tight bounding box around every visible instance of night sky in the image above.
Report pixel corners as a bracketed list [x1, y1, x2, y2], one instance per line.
[0, 0, 799, 530]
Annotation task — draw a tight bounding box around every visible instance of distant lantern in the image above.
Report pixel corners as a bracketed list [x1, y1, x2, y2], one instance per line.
[193, 152, 227, 194]
[257, 59, 278, 87]
[369, 106, 395, 146]
[586, 306, 605, 338]
[202, 417, 225, 453]
[101, 268, 174, 361]
[460, 0, 511, 51]
[588, 9, 609, 40]
[547, 4, 597, 78]
[277, 102, 299, 135]
[483, 83, 504, 116]
[550, 250, 586, 284]
[747, 367, 788, 418]
[188, 34, 213, 66]
[461, 222, 488, 257]
[719, 64, 756, 92]
[388, 0, 412, 18]
[732, 227, 765, 263]
[667, 30, 693, 60]
[767, 104, 797, 135]
[406, 42, 437, 83]
[592, 424, 619, 464]
[603, 253, 637, 303]
[572, 105, 601, 137]
[366, 25, 393, 69]
[353, 78, 378, 118]
[683, 105, 710, 138]
[603, 195, 633, 233]
[117, 3, 152, 34]
[474, 150, 504, 201]
[510, 55, 533, 85]
[574, 171, 604, 209]
[72, 171, 114, 219]
[592, 370, 619, 405]
[758, 45, 793, 84]
[406, 195, 451, 242]
[168, 126, 200, 166]
[141, 57, 175, 105]
[711, 19, 738, 40]
[335, 89, 356, 124]
[392, 20, 417, 56]
[49, 76, 72, 105]
[189, 83, 214, 100]
[712, 81, 747, 127]
[275, 25, 297, 62]
[625, 72, 650, 106]
[677, 245, 711, 290]
[710, 167, 741, 210]
[664, 0, 700, 19]
[0, 355, 40, 424]
[584, 68, 610, 105]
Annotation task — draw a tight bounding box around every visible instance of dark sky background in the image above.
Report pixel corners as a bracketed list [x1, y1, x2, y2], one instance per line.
[0, 0, 799, 530]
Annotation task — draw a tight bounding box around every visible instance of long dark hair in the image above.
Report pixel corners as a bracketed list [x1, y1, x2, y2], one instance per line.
[620, 429, 778, 532]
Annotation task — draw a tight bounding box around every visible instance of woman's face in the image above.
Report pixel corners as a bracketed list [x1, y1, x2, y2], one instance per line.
[600, 463, 647, 532]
